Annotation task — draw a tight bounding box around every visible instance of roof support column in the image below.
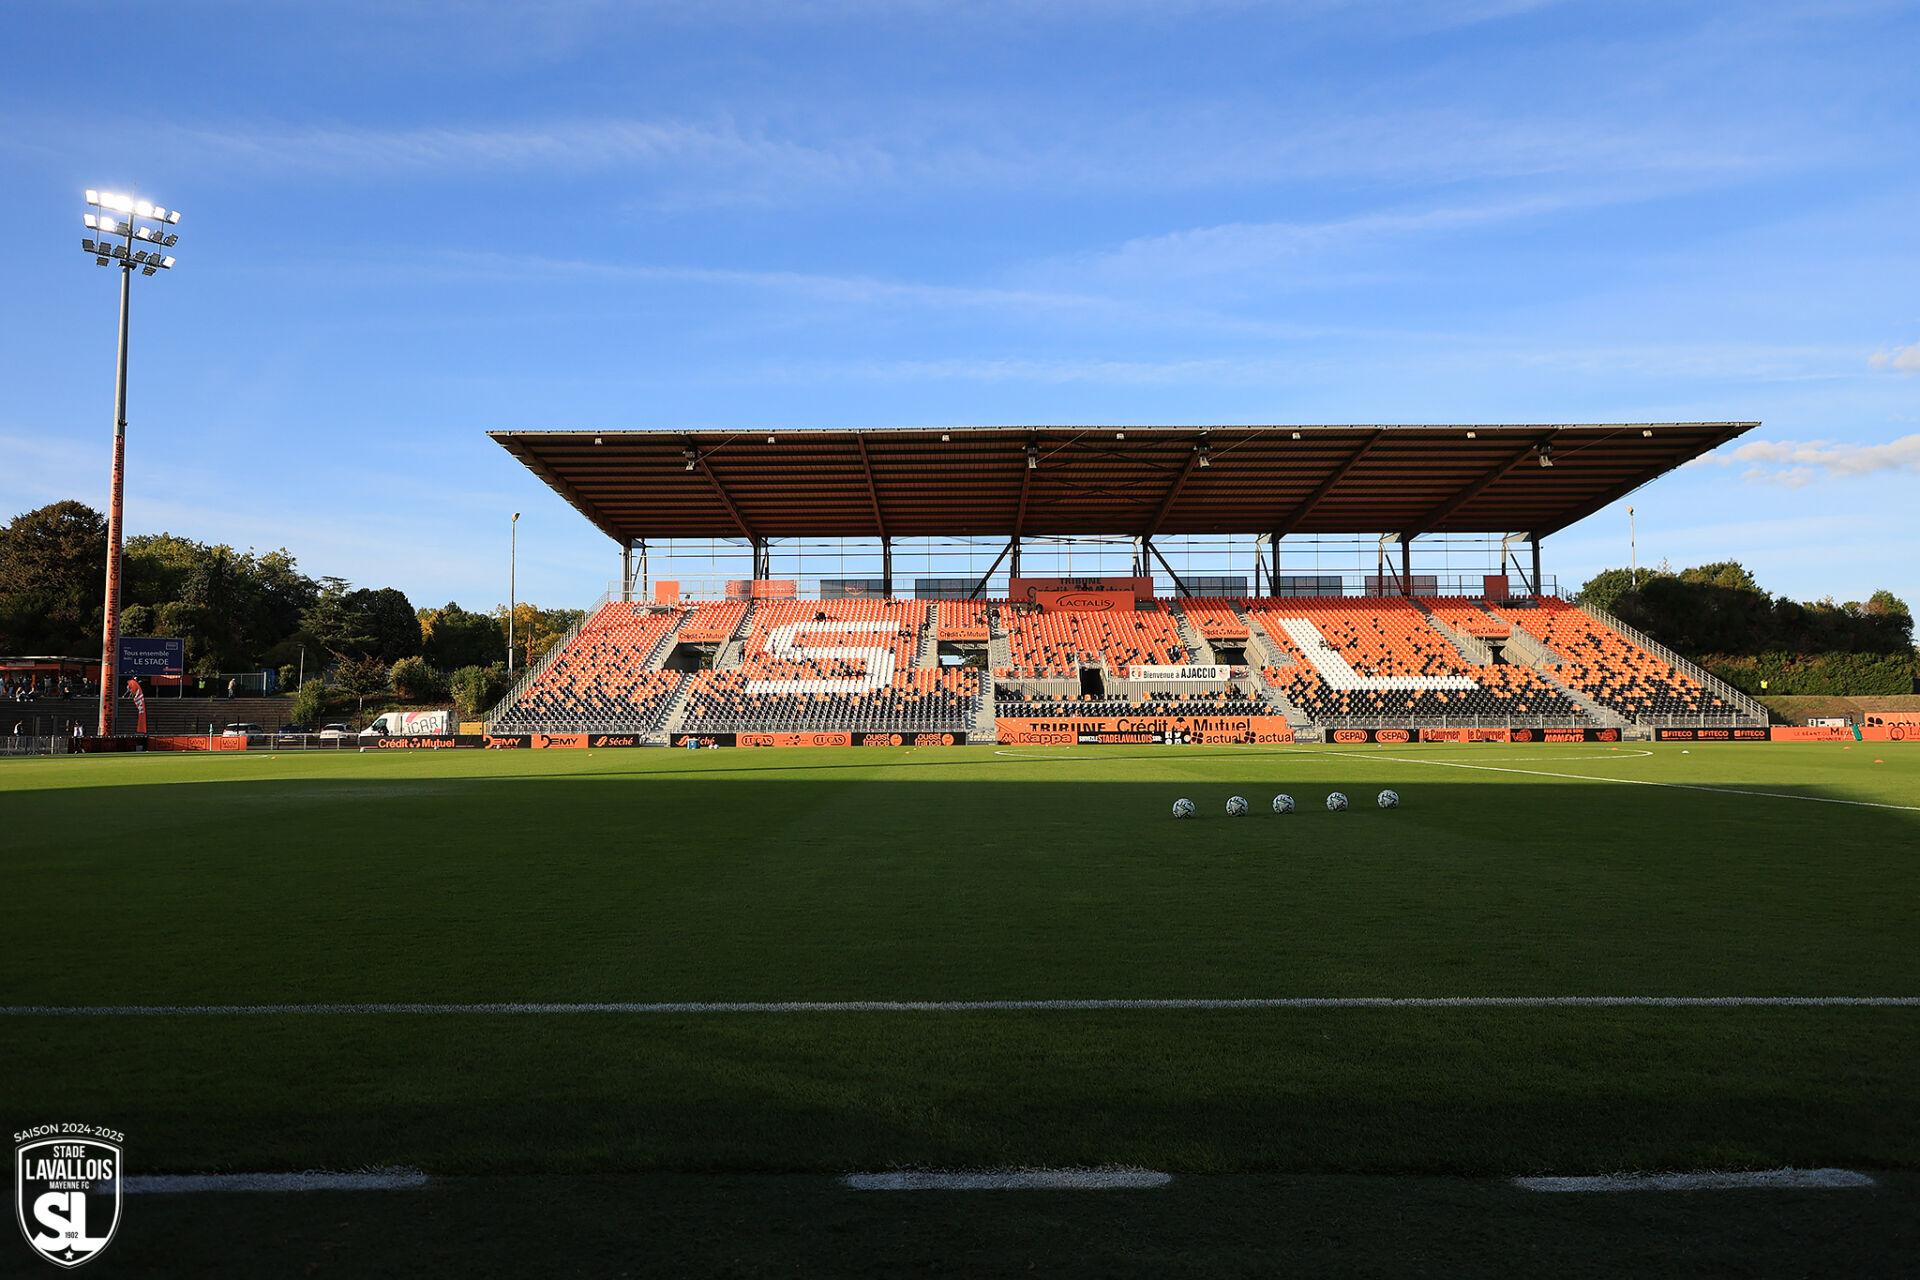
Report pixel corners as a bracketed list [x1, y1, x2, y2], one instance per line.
[752, 538, 770, 581]
[881, 536, 893, 597]
[621, 542, 633, 603]
[967, 538, 1017, 600]
[1269, 534, 1281, 596]
[1401, 533, 1413, 598]
[1143, 537, 1192, 598]
[1009, 536, 1021, 581]
[1532, 534, 1543, 599]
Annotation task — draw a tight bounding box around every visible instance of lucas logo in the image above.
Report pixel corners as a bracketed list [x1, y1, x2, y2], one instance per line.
[16, 1131, 122, 1268]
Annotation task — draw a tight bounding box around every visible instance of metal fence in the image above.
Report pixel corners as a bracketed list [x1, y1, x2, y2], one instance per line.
[0, 736, 71, 756]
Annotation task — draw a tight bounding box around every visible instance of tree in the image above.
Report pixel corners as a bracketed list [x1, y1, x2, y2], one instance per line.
[1575, 567, 1640, 615]
[332, 654, 390, 712]
[424, 602, 506, 671]
[302, 578, 373, 657]
[389, 655, 447, 702]
[1677, 561, 1759, 593]
[448, 664, 508, 719]
[344, 587, 422, 663]
[0, 501, 106, 654]
[290, 679, 328, 726]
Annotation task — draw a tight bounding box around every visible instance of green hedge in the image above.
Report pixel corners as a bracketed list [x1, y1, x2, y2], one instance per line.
[1700, 651, 1917, 697]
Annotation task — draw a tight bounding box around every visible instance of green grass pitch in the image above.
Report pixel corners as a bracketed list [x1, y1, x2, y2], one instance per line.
[3, 741, 1916, 1185]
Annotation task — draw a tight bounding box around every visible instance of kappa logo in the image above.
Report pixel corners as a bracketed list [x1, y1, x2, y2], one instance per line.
[15, 1129, 122, 1269]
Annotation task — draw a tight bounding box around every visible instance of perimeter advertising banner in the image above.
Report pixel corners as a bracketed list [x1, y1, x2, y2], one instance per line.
[738, 731, 854, 747]
[996, 716, 1293, 745]
[1507, 726, 1622, 743]
[1328, 727, 1415, 744]
[1655, 726, 1771, 741]
[1418, 726, 1511, 743]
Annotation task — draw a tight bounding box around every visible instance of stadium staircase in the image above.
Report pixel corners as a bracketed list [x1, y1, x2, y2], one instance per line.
[1166, 600, 1215, 664]
[1576, 601, 1769, 724]
[711, 602, 759, 670]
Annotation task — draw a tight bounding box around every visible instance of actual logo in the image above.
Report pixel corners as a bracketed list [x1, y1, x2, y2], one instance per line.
[15, 1128, 122, 1268]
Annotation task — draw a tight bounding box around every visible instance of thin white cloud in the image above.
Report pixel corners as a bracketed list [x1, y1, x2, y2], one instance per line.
[1700, 433, 1920, 488]
[1869, 342, 1920, 373]
[1079, 195, 1580, 279]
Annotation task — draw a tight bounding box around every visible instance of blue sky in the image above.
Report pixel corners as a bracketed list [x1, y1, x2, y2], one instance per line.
[4, 0, 1917, 611]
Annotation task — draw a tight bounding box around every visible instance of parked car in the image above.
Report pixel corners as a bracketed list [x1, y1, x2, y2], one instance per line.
[220, 723, 263, 737]
[317, 723, 352, 741]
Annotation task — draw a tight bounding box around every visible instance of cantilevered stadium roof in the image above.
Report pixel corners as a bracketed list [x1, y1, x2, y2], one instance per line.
[492, 423, 1755, 543]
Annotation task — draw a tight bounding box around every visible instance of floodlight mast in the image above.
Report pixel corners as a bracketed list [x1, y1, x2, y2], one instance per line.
[81, 190, 181, 736]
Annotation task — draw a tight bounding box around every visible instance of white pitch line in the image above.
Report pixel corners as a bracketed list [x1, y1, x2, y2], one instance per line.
[1513, 1168, 1876, 1193]
[2, 996, 1915, 1016]
[1361, 752, 1920, 813]
[125, 1168, 428, 1194]
[844, 1167, 1170, 1191]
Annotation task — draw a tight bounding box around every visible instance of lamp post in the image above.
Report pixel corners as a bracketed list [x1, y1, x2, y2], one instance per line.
[509, 512, 520, 677]
[1627, 505, 1637, 590]
[80, 190, 180, 736]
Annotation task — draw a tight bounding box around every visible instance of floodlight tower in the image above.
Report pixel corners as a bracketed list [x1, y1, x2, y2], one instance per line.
[80, 190, 181, 736]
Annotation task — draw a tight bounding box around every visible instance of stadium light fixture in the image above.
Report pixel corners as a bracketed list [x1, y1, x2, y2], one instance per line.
[1537, 444, 1554, 469]
[1195, 440, 1212, 468]
[78, 187, 182, 736]
[1026, 444, 1039, 471]
[509, 513, 521, 678]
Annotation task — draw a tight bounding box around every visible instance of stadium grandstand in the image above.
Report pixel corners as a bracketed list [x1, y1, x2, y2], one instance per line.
[486, 424, 1769, 740]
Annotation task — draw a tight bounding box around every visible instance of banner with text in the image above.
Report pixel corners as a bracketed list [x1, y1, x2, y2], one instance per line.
[1655, 726, 1771, 741]
[996, 716, 1293, 746]
[1127, 664, 1233, 682]
[1009, 576, 1153, 604]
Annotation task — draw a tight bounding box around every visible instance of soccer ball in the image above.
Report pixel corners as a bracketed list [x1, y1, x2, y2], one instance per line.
[1272, 793, 1295, 814]
[1325, 791, 1349, 811]
[1172, 798, 1197, 820]
[1377, 789, 1399, 809]
[1226, 795, 1249, 817]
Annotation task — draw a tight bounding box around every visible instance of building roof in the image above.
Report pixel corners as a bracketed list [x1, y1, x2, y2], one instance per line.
[491, 422, 1755, 544]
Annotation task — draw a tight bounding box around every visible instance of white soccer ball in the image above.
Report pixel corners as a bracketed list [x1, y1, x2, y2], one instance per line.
[1226, 795, 1249, 817]
[1172, 797, 1197, 820]
[1325, 791, 1348, 811]
[1272, 793, 1295, 814]
[1377, 789, 1399, 809]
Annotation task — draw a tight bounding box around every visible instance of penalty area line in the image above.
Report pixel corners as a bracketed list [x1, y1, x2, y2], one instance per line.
[843, 1167, 1170, 1191]
[1365, 752, 1920, 813]
[2, 997, 1916, 1017]
[126, 1168, 429, 1194]
[1513, 1168, 1876, 1193]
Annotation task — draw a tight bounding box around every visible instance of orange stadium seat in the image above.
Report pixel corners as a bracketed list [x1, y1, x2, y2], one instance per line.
[492, 603, 687, 732]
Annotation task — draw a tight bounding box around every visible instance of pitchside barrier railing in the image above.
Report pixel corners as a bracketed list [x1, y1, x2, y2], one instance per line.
[594, 576, 1562, 602]
[0, 735, 70, 756]
[482, 589, 610, 733]
[1573, 601, 1770, 725]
